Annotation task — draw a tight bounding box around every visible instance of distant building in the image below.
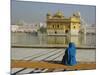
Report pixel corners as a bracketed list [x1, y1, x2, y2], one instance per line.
[85, 26, 96, 34]
[11, 25, 19, 32]
[80, 24, 96, 35]
[46, 11, 81, 35]
[11, 24, 39, 32]
[39, 22, 46, 28]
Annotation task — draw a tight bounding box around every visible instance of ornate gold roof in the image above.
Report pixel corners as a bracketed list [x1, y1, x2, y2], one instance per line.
[54, 11, 64, 17]
[47, 13, 51, 16]
[73, 12, 80, 17]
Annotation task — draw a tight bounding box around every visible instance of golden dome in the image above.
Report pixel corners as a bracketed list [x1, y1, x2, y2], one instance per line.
[47, 13, 51, 16]
[73, 12, 80, 17]
[54, 11, 64, 17]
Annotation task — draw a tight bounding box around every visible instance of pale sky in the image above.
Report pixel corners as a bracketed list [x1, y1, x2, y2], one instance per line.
[11, 0, 96, 25]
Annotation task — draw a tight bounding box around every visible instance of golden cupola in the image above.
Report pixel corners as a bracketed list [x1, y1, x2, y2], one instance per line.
[53, 11, 64, 18]
[73, 12, 80, 18]
[47, 13, 52, 19]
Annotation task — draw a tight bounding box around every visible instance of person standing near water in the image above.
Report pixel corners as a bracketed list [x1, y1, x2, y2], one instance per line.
[62, 42, 77, 66]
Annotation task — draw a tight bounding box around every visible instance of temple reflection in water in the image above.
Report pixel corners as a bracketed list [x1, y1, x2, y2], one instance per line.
[47, 35, 82, 46]
[47, 36, 69, 45]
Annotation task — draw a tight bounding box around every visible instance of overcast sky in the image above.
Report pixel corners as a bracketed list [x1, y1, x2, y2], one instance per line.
[11, 0, 96, 25]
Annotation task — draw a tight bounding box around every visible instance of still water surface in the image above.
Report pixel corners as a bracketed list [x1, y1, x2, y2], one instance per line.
[11, 32, 96, 47]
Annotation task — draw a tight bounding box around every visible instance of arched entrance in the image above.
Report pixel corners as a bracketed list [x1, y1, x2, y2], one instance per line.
[65, 30, 68, 33]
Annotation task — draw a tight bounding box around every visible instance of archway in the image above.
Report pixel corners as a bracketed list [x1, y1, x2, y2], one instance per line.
[65, 30, 68, 33]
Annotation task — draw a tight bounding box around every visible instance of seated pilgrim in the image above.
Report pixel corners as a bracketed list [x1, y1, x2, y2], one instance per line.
[61, 42, 77, 66]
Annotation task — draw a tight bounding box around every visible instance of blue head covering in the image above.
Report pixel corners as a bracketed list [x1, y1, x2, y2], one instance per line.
[62, 42, 77, 66]
[68, 42, 76, 56]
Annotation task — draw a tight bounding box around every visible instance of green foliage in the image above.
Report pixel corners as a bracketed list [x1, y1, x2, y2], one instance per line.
[39, 27, 47, 33]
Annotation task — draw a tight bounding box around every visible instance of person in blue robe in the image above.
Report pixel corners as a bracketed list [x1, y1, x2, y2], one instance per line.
[61, 42, 77, 66]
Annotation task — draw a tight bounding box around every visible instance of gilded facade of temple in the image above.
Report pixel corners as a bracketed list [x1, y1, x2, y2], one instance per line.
[46, 11, 81, 35]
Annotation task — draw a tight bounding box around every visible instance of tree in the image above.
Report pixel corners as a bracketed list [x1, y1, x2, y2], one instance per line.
[39, 26, 47, 33]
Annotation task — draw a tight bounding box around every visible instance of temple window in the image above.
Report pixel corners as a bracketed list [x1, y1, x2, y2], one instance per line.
[73, 26, 76, 29]
[55, 31, 57, 34]
[65, 30, 68, 33]
[53, 25, 54, 28]
[57, 25, 59, 28]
